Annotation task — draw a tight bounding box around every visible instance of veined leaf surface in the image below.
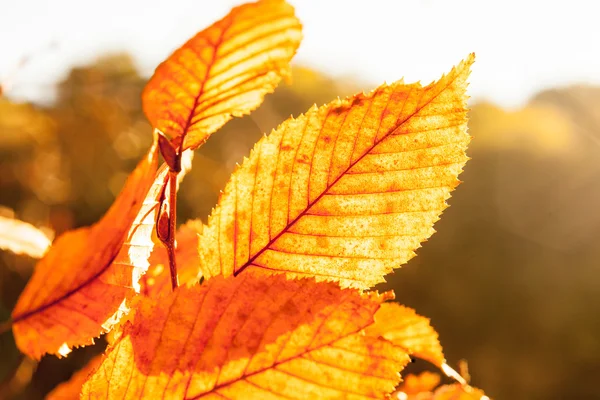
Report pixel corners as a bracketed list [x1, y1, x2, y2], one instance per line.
[199, 55, 474, 289]
[82, 274, 412, 399]
[143, 0, 302, 150]
[366, 302, 445, 366]
[11, 141, 160, 358]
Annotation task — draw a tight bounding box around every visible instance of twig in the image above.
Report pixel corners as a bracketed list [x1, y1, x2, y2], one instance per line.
[166, 170, 179, 290]
[156, 131, 182, 291]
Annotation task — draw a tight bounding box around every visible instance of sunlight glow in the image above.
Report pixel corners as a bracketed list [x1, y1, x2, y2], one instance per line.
[101, 298, 130, 331]
[57, 342, 71, 357]
[131, 266, 143, 293]
[396, 392, 408, 400]
[2, 0, 600, 108]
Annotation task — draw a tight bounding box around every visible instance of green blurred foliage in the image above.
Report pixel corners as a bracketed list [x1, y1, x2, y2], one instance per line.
[1, 54, 599, 399]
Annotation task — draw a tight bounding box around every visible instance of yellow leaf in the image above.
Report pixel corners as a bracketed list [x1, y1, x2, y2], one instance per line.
[0, 215, 52, 258]
[11, 140, 159, 359]
[366, 303, 445, 366]
[199, 55, 474, 288]
[143, 0, 302, 150]
[82, 274, 411, 399]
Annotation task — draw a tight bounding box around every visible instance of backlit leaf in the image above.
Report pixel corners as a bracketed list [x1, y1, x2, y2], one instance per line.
[395, 371, 441, 399]
[394, 377, 489, 400]
[199, 55, 474, 288]
[82, 274, 413, 399]
[143, 0, 302, 150]
[11, 140, 159, 359]
[0, 216, 52, 258]
[365, 303, 445, 366]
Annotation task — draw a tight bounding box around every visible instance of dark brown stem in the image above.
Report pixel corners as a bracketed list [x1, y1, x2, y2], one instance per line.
[156, 129, 182, 291]
[166, 169, 179, 290]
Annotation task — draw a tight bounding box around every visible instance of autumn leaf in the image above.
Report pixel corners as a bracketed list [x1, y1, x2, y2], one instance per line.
[396, 371, 442, 397]
[394, 373, 491, 400]
[10, 140, 160, 359]
[394, 375, 490, 400]
[198, 55, 474, 288]
[82, 273, 415, 399]
[366, 303, 445, 366]
[0, 215, 52, 258]
[46, 355, 103, 400]
[143, 0, 302, 150]
[140, 219, 204, 297]
[112, 163, 169, 290]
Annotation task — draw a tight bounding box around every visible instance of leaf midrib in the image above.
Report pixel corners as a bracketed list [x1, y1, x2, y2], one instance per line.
[188, 314, 386, 399]
[234, 73, 460, 277]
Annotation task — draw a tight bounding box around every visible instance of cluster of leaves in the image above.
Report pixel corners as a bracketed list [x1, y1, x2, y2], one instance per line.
[1, 0, 487, 398]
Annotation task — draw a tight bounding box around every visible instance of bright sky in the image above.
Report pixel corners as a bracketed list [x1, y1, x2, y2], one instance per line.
[1, 0, 598, 108]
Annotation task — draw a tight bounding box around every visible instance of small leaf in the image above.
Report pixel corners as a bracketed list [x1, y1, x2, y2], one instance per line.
[82, 274, 413, 399]
[11, 140, 160, 359]
[143, 0, 302, 150]
[198, 55, 474, 289]
[157, 131, 180, 172]
[394, 374, 490, 400]
[365, 302, 445, 366]
[0, 216, 52, 258]
[396, 372, 441, 397]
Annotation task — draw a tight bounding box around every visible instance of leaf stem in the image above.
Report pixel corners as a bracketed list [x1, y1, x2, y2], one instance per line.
[156, 129, 182, 291]
[166, 170, 179, 290]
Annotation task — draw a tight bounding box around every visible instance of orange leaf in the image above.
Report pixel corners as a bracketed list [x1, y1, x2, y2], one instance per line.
[365, 303, 445, 366]
[396, 371, 441, 396]
[46, 355, 103, 400]
[0, 215, 52, 258]
[198, 55, 474, 288]
[11, 140, 160, 359]
[143, 0, 302, 150]
[82, 274, 412, 399]
[394, 375, 490, 400]
[140, 219, 204, 297]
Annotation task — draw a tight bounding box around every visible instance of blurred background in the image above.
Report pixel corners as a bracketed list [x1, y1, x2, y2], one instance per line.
[1, 1, 599, 399]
